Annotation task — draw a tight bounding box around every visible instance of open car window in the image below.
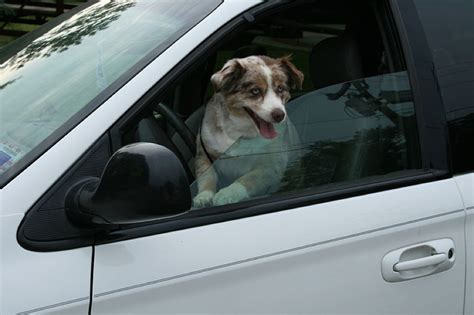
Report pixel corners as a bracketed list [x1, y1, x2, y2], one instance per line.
[190, 71, 420, 208]
[118, 0, 423, 213]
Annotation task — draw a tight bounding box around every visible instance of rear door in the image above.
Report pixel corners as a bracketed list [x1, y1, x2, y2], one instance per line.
[90, 1, 467, 313]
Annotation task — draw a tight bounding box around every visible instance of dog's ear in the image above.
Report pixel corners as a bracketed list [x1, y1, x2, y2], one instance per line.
[278, 55, 304, 90]
[211, 59, 246, 93]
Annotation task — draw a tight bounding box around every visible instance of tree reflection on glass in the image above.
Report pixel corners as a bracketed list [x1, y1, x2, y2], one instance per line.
[0, 77, 19, 90]
[4, 0, 136, 70]
[0, 2, 15, 21]
[280, 125, 407, 192]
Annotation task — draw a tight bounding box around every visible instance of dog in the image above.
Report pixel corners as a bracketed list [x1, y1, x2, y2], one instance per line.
[193, 55, 304, 207]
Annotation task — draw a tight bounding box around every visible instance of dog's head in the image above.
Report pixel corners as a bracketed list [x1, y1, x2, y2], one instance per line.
[211, 55, 304, 139]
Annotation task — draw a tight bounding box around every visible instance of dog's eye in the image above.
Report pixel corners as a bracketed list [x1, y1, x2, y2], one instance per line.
[251, 88, 260, 96]
[277, 85, 284, 93]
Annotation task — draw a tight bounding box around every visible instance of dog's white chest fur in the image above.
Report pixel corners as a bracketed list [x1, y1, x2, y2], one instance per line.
[201, 94, 259, 156]
[202, 112, 295, 189]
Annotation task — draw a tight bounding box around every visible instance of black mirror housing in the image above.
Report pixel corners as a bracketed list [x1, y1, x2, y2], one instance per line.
[66, 143, 191, 227]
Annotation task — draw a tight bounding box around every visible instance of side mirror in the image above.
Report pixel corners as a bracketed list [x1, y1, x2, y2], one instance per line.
[65, 143, 191, 227]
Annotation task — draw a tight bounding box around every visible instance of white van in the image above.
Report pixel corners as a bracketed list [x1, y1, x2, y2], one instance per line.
[1, 0, 473, 313]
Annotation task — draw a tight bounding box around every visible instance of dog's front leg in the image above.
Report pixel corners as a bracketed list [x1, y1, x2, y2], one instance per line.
[194, 166, 217, 207]
[213, 168, 278, 206]
[193, 140, 218, 207]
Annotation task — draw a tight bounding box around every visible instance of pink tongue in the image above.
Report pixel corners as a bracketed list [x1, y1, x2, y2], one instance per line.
[258, 120, 278, 139]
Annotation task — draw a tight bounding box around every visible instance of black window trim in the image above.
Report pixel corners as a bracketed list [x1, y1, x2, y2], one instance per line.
[96, 169, 450, 246]
[390, 0, 451, 172]
[18, 0, 452, 252]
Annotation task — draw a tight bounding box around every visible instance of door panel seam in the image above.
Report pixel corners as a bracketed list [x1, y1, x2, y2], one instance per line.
[17, 297, 89, 314]
[94, 208, 464, 298]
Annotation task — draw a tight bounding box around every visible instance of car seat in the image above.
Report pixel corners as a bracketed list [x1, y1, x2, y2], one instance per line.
[286, 32, 377, 185]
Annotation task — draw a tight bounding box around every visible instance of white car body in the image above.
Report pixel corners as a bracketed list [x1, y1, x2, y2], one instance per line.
[0, 0, 472, 314]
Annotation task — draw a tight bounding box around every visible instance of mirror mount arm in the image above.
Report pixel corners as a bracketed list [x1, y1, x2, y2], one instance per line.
[65, 177, 119, 228]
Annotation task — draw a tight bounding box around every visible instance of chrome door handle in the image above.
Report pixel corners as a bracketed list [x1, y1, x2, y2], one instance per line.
[382, 238, 455, 282]
[393, 253, 447, 272]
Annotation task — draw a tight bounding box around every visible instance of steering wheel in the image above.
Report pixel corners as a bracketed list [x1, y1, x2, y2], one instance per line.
[154, 102, 197, 156]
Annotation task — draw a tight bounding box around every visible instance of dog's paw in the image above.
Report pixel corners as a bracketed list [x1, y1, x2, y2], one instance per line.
[193, 190, 215, 208]
[213, 183, 249, 206]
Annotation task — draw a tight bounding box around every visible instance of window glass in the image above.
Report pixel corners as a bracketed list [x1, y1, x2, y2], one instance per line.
[414, 0, 474, 113]
[191, 71, 420, 207]
[0, 0, 220, 181]
[414, 0, 474, 174]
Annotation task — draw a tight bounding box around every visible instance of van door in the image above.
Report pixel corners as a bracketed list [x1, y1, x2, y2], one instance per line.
[90, 1, 466, 312]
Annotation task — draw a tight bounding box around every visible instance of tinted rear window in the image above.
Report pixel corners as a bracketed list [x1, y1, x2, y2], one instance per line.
[414, 0, 474, 114]
[414, 0, 474, 174]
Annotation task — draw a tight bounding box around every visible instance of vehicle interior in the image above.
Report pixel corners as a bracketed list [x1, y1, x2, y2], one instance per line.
[120, 0, 419, 201]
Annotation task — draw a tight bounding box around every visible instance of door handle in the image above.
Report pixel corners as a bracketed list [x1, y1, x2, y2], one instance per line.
[382, 238, 455, 282]
[393, 253, 447, 272]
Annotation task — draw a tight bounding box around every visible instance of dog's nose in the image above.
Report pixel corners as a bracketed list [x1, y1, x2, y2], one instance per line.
[271, 109, 285, 123]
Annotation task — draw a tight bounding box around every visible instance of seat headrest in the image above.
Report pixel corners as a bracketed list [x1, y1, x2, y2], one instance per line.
[310, 35, 364, 89]
[232, 44, 267, 59]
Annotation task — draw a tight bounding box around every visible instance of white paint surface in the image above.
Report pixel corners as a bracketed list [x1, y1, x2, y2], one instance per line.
[455, 173, 474, 315]
[92, 179, 466, 314]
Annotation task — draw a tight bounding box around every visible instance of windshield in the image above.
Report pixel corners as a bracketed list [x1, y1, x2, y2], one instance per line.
[0, 0, 221, 185]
